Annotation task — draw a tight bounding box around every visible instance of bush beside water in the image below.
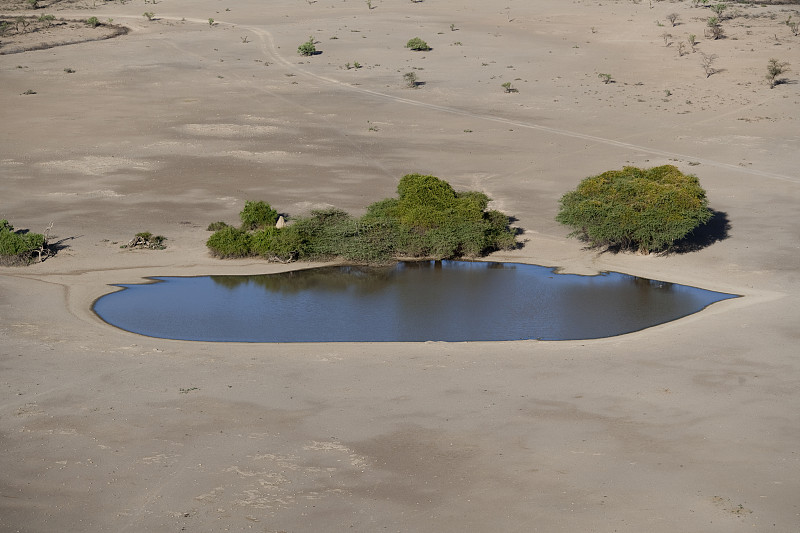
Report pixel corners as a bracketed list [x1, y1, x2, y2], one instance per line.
[206, 174, 517, 263]
[556, 165, 713, 254]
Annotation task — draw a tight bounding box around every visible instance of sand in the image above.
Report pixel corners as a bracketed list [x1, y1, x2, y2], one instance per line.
[1, 0, 799, 531]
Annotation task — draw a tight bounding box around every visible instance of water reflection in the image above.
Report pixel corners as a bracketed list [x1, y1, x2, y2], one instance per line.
[93, 261, 738, 342]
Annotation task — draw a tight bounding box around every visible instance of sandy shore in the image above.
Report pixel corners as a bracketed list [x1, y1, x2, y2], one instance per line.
[2, 0, 799, 531]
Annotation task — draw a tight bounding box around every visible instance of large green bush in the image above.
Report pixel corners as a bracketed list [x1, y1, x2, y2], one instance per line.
[205, 174, 516, 263]
[556, 165, 713, 253]
[0, 219, 46, 265]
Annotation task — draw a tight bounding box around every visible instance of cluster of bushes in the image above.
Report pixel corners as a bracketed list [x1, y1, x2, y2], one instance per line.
[556, 165, 713, 254]
[206, 174, 517, 263]
[0, 219, 47, 265]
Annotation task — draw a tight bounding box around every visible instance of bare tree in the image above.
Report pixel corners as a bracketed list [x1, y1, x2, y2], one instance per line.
[667, 13, 680, 27]
[700, 52, 718, 78]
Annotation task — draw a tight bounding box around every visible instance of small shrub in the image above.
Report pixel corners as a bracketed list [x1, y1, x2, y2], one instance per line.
[403, 71, 418, 88]
[208, 18, 214, 26]
[298, 36, 317, 56]
[765, 58, 790, 88]
[406, 37, 430, 51]
[38, 14, 55, 26]
[667, 13, 679, 26]
[710, 3, 727, 18]
[556, 165, 713, 254]
[206, 221, 229, 231]
[501, 81, 517, 93]
[706, 17, 724, 40]
[240, 200, 279, 230]
[143, 12, 155, 20]
[86, 16, 100, 28]
[598, 73, 613, 84]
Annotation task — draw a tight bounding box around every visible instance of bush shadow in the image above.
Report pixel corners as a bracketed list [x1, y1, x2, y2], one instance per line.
[669, 209, 731, 254]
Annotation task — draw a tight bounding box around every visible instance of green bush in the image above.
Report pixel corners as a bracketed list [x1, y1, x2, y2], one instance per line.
[251, 226, 307, 262]
[206, 226, 253, 258]
[298, 36, 317, 56]
[0, 219, 46, 265]
[205, 175, 516, 263]
[364, 173, 515, 259]
[240, 200, 278, 230]
[405, 37, 430, 51]
[556, 165, 713, 253]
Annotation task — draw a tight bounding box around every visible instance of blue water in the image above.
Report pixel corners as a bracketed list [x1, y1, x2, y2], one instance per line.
[92, 261, 738, 342]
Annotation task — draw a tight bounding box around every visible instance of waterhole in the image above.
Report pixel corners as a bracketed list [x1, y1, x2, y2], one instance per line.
[93, 261, 737, 342]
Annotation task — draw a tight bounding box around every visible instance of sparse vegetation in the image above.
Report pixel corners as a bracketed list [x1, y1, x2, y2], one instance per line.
[403, 71, 418, 87]
[598, 72, 613, 84]
[38, 14, 55, 26]
[143, 12, 155, 21]
[206, 175, 516, 263]
[122, 232, 167, 250]
[765, 58, 790, 88]
[556, 165, 713, 254]
[406, 37, 430, 51]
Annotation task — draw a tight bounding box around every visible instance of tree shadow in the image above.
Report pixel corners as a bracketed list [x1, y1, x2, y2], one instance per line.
[668, 209, 731, 254]
[506, 216, 527, 250]
[48, 234, 80, 256]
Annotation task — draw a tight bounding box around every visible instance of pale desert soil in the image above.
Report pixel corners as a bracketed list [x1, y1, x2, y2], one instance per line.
[1, 0, 799, 532]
